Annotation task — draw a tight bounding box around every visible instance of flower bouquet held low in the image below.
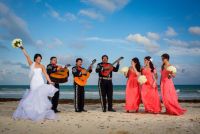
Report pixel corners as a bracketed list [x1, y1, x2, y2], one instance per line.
[166, 65, 177, 79]
[138, 75, 147, 85]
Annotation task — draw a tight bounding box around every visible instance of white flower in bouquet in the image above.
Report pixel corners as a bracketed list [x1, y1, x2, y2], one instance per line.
[138, 75, 147, 85]
[12, 38, 23, 48]
[119, 66, 129, 73]
[166, 65, 177, 74]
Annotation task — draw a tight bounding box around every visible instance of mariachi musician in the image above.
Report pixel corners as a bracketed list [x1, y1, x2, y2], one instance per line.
[47, 56, 63, 113]
[72, 58, 92, 112]
[96, 55, 120, 112]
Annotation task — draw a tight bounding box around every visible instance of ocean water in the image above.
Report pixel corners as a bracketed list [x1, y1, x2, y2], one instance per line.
[0, 85, 200, 100]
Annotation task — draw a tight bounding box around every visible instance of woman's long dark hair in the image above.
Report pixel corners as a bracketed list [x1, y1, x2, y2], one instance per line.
[161, 53, 170, 70]
[144, 56, 154, 72]
[34, 53, 42, 61]
[132, 57, 141, 72]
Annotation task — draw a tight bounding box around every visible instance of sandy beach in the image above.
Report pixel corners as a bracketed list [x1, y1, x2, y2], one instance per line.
[0, 101, 200, 134]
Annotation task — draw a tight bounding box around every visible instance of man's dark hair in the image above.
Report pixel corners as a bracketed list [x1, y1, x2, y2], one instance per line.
[50, 56, 57, 61]
[76, 58, 83, 62]
[102, 55, 108, 59]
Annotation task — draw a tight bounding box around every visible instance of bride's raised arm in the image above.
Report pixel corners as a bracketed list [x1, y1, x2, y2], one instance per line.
[20, 47, 33, 66]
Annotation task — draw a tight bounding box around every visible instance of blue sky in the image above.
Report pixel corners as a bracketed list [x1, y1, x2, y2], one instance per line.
[0, 0, 200, 85]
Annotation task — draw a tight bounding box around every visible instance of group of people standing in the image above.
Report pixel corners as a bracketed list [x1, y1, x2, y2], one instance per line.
[71, 55, 119, 112]
[125, 54, 186, 115]
[13, 46, 186, 121]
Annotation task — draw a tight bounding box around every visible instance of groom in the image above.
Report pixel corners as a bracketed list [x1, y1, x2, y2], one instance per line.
[47, 56, 62, 113]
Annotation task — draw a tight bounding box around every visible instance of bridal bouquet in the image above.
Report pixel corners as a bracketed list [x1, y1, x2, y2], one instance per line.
[119, 66, 129, 73]
[12, 38, 23, 48]
[138, 75, 147, 85]
[167, 65, 177, 74]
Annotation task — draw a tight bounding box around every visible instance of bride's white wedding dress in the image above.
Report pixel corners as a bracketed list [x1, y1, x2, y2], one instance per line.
[13, 63, 58, 121]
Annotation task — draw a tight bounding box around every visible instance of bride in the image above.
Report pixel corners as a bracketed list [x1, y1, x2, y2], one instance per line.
[13, 46, 58, 121]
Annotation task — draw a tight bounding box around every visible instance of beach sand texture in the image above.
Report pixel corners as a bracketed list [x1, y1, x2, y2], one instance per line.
[0, 102, 200, 134]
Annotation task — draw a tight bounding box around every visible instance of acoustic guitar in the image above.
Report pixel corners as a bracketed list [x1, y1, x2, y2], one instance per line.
[101, 57, 124, 77]
[50, 64, 71, 83]
[74, 59, 96, 86]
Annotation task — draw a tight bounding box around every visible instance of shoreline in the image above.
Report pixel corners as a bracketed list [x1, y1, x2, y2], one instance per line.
[0, 98, 200, 103]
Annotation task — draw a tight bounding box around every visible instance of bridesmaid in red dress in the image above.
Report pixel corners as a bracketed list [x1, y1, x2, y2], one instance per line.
[141, 56, 161, 114]
[124, 58, 141, 113]
[160, 53, 186, 115]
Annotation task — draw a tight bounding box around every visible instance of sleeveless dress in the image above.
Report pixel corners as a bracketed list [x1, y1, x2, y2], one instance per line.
[125, 68, 141, 111]
[161, 68, 186, 115]
[13, 63, 58, 121]
[141, 68, 161, 113]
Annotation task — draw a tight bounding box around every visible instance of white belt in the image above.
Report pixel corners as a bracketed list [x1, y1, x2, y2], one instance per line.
[99, 77, 112, 80]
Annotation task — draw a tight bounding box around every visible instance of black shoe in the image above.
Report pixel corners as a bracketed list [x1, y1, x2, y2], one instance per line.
[54, 109, 61, 113]
[75, 110, 82, 112]
[82, 109, 87, 112]
[102, 108, 106, 112]
[108, 108, 116, 112]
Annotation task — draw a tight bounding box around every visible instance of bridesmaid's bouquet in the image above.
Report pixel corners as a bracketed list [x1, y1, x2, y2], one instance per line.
[119, 66, 129, 73]
[138, 75, 147, 85]
[12, 38, 23, 48]
[166, 65, 177, 74]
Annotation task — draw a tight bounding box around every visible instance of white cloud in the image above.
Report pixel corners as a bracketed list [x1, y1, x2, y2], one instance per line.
[162, 38, 200, 56]
[79, 19, 93, 29]
[65, 12, 77, 21]
[147, 32, 160, 40]
[159, 47, 200, 56]
[126, 33, 159, 53]
[35, 38, 63, 49]
[165, 26, 177, 37]
[35, 39, 45, 46]
[2, 61, 29, 69]
[188, 26, 200, 35]
[45, 3, 64, 21]
[45, 3, 76, 22]
[79, 9, 104, 21]
[0, 61, 29, 85]
[170, 63, 200, 84]
[81, 0, 130, 12]
[53, 38, 63, 45]
[79, 0, 130, 23]
[164, 38, 200, 48]
[0, 2, 33, 44]
[190, 40, 200, 47]
[48, 38, 63, 48]
[164, 38, 189, 47]
[85, 36, 128, 43]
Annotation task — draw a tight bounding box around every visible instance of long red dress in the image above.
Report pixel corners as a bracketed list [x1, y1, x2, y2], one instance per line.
[161, 68, 186, 115]
[141, 67, 161, 113]
[125, 68, 141, 111]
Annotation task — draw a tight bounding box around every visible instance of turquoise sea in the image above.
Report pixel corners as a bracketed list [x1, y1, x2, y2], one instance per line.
[0, 85, 200, 100]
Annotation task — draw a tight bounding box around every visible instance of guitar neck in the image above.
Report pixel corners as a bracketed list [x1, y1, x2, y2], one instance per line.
[86, 63, 95, 72]
[112, 59, 121, 66]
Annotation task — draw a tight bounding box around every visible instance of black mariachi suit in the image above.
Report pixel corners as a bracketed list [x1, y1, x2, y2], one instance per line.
[96, 62, 119, 111]
[47, 64, 60, 111]
[72, 66, 92, 112]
